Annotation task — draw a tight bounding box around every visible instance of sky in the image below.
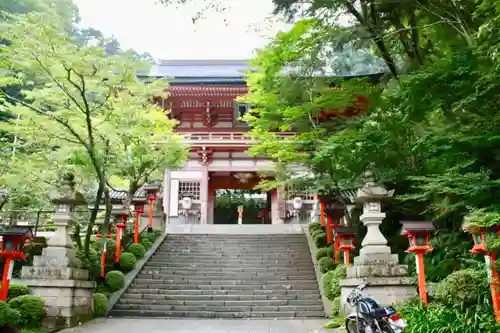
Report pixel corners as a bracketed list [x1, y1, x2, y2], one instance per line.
[73, 0, 291, 61]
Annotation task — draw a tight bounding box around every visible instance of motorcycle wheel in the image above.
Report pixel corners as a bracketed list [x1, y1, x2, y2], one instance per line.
[345, 316, 371, 333]
[381, 323, 397, 333]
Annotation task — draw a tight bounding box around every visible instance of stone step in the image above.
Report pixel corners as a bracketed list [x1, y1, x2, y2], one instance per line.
[122, 292, 320, 300]
[145, 262, 313, 268]
[158, 248, 310, 253]
[132, 278, 318, 285]
[153, 252, 312, 257]
[129, 283, 319, 291]
[140, 266, 314, 273]
[112, 303, 325, 313]
[136, 273, 316, 280]
[148, 259, 314, 265]
[118, 298, 321, 307]
[108, 309, 325, 318]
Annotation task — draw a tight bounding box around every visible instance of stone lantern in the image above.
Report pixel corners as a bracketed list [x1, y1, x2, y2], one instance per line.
[338, 171, 415, 315]
[17, 173, 95, 330]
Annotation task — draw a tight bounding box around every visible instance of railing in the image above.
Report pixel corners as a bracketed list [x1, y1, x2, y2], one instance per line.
[180, 132, 295, 143]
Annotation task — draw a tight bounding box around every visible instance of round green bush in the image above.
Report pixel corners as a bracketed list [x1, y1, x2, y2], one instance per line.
[311, 229, 325, 238]
[119, 252, 137, 273]
[7, 283, 29, 300]
[127, 243, 146, 259]
[308, 222, 322, 235]
[106, 270, 125, 292]
[314, 232, 327, 248]
[329, 264, 347, 298]
[318, 256, 336, 273]
[141, 232, 156, 243]
[331, 296, 341, 316]
[315, 247, 329, 260]
[0, 301, 21, 326]
[76, 248, 100, 279]
[434, 268, 488, 306]
[141, 239, 153, 250]
[8, 295, 45, 328]
[92, 293, 108, 317]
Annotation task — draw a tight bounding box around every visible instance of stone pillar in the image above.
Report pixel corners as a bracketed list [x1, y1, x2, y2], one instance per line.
[18, 174, 95, 330]
[339, 171, 416, 314]
[199, 166, 209, 224]
[163, 169, 171, 217]
[207, 189, 214, 224]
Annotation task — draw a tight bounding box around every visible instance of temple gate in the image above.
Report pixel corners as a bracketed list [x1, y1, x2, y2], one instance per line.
[149, 60, 316, 226]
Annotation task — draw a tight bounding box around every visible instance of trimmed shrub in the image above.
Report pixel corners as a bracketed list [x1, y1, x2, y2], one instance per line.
[308, 222, 322, 235]
[92, 293, 108, 317]
[76, 248, 100, 279]
[315, 247, 329, 261]
[141, 239, 153, 250]
[141, 232, 156, 243]
[8, 295, 45, 328]
[318, 256, 336, 273]
[331, 296, 341, 316]
[314, 232, 327, 248]
[0, 301, 21, 326]
[127, 243, 146, 259]
[119, 252, 137, 273]
[434, 268, 489, 306]
[105, 270, 125, 292]
[330, 264, 347, 299]
[311, 229, 325, 239]
[321, 264, 346, 299]
[7, 283, 29, 300]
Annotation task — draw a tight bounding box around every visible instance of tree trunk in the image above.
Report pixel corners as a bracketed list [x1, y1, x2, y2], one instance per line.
[83, 180, 104, 254]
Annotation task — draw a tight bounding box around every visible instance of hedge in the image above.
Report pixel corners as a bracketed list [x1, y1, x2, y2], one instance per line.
[127, 243, 146, 259]
[318, 256, 336, 273]
[119, 252, 137, 273]
[105, 270, 125, 292]
[8, 295, 45, 328]
[92, 293, 108, 317]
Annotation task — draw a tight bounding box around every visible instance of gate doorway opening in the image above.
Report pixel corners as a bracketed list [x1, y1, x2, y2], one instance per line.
[213, 189, 271, 224]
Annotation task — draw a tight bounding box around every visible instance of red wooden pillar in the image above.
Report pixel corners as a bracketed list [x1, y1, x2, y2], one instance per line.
[320, 201, 325, 227]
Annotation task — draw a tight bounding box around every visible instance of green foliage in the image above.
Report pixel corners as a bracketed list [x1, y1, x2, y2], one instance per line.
[323, 317, 343, 329]
[76, 248, 100, 279]
[315, 247, 330, 260]
[434, 269, 489, 306]
[118, 252, 137, 273]
[105, 270, 125, 292]
[7, 283, 29, 301]
[8, 295, 45, 328]
[0, 300, 20, 326]
[127, 243, 146, 259]
[313, 232, 327, 248]
[92, 293, 108, 317]
[140, 238, 153, 250]
[403, 299, 498, 333]
[308, 222, 322, 234]
[318, 256, 335, 273]
[331, 296, 341, 316]
[322, 264, 346, 300]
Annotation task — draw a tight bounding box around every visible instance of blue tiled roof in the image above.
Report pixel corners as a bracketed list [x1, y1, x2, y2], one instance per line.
[149, 59, 251, 79]
[143, 59, 385, 84]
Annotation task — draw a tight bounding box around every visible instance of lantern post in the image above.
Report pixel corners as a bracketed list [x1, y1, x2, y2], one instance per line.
[319, 194, 346, 263]
[143, 183, 160, 233]
[463, 216, 500, 322]
[237, 205, 244, 225]
[113, 209, 129, 265]
[0, 226, 33, 301]
[131, 197, 146, 244]
[335, 226, 356, 265]
[400, 221, 435, 306]
[292, 194, 304, 224]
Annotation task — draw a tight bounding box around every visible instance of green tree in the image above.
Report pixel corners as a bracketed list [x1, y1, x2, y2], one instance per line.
[0, 11, 183, 253]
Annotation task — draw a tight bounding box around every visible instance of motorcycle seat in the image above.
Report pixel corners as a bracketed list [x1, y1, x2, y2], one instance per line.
[371, 306, 396, 318]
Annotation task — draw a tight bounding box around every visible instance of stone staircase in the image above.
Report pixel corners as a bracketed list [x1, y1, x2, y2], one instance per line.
[110, 233, 325, 318]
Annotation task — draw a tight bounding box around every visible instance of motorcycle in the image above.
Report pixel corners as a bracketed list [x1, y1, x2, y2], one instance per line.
[345, 281, 407, 333]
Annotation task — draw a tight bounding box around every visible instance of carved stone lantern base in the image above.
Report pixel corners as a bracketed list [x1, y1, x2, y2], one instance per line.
[339, 276, 416, 315]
